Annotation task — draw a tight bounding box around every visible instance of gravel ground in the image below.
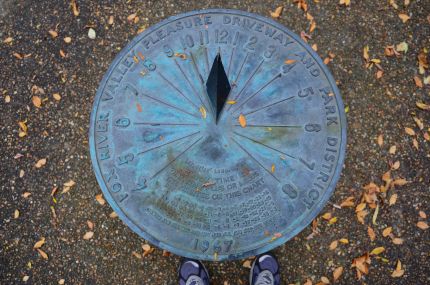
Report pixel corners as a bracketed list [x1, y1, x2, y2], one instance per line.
[1, 0, 429, 284]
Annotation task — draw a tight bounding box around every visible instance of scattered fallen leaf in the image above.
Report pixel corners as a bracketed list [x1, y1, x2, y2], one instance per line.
[127, 13, 137, 22]
[392, 237, 404, 245]
[333, 266, 343, 282]
[83, 231, 94, 240]
[37, 248, 48, 260]
[329, 240, 338, 250]
[53, 93, 61, 101]
[419, 211, 427, 219]
[417, 221, 429, 230]
[340, 196, 355, 207]
[328, 217, 337, 225]
[95, 194, 106, 205]
[414, 76, 423, 88]
[370, 246, 385, 255]
[356, 202, 366, 212]
[363, 45, 370, 61]
[339, 238, 349, 244]
[339, 0, 351, 6]
[389, 194, 398, 206]
[35, 158, 47, 168]
[271, 164, 275, 173]
[3, 37, 13, 44]
[87, 220, 94, 230]
[285, 59, 297, 65]
[32, 96, 42, 108]
[413, 117, 424, 130]
[62, 179, 76, 193]
[396, 42, 408, 53]
[404, 127, 415, 136]
[389, 145, 397, 154]
[383, 227, 393, 237]
[239, 114, 247, 128]
[391, 260, 405, 277]
[270, 6, 283, 19]
[377, 134, 383, 146]
[22, 192, 31, 198]
[416, 101, 430, 110]
[58, 279, 65, 285]
[109, 211, 118, 218]
[48, 30, 58, 38]
[23, 276, 29, 282]
[398, 13, 410, 23]
[227, 100, 236, 105]
[243, 260, 252, 268]
[322, 212, 332, 220]
[321, 276, 330, 284]
[71, 0, 79, 16]
[368, 226, 376, 241]
[392, 161, 400, 170]
[64, 37, 72, 43]
[14, 209, 20, 219]
[108, 15, 114, 25]
[34, 237, 45, 249]
[372, 204, 379, 225]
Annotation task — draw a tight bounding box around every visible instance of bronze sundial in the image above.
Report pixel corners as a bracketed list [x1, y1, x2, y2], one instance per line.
[89, 9, 347, 261]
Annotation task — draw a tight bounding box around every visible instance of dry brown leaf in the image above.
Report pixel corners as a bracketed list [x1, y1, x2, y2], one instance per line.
[377, 134, 383, 146]
[412, 138, 419, 150]
[87, 220, 94, 230]
[368, 226, 376, 241]
[392, 161, 400, 170]
[370, 246, 385, 255]
[95, 194, 106, 205]
[363, 45, 370, 61]
[340, 196, 355, 207]
[34, 237, 45, 249]
[376, 70, 383, 79]
[393, 178, 408, 186]
[109, 211, 118, 218]
[83, 231, 94, 240]
[243, 260, 252, 268]
[333, 266, 343, 282]
[398, 13, 410, 23]
[417, 221, 429, 230]
[413, 117, 424, 130]
[127, 13, 137, 22]
[285, 59, 297, 65]
[339, 0, 351, 6]
[239, 114, 247, 128]
[22, 192, 31, 198]
[48, 30, 58, 38]
[404, 127, 415, 136]
[71, 0, 79, 16]
[383, 227, 393, 237]
[419, 211, 427, 219]
[32, 96, 42, 108]
[37, 248, 49, 259]
[35, 158, 47, 168]
[108, 15, 114, 25]
[64, 37, 72, 43]
[389, 145, 397, 154]
[391, 260, 405, 277]
[320, 276, 329, 284]
[3, 37, 13, 44]
[355, 202, 366, 212]
[142, 244, 151, 252]
[53, 93, 61, 101]
[59, 49, 66, 58]
[392, 237, 404, 245]
[311, 43, 318, 51]
[136, 102, 143, 112]
[14, 209, 19, 218]
[414, 76, 423, 88]
[389, 194, 398, 206]
[270, 6, 283, 19]
[329, 240, 338, 250]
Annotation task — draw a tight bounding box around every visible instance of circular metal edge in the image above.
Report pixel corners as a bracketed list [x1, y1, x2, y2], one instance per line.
[89, 8, 347, 261]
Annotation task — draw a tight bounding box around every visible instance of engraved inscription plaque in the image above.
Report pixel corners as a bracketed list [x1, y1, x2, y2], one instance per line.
[89, 9, 347, 261]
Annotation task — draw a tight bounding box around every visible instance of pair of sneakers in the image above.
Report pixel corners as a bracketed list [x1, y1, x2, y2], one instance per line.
[178, 253, 280, 285]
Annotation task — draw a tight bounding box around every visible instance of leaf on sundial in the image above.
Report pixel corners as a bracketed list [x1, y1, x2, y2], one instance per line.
[284, 59, 297, 65]
[226, 100, 236, 105]
[271, 164, 275, 173]
[238, 114, 247, 128]
[199, 106, 207, 119]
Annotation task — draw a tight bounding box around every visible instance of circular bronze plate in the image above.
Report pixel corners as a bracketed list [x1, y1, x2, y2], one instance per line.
[89, 9, 347, 261]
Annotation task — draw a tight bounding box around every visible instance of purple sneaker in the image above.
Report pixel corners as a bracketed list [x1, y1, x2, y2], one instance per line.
[250, 254, 281, 285]
[178, 258, 210, 285]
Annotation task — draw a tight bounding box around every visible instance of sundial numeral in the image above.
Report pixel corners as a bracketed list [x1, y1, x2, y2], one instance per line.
[263, 45, 276, 59]
[143, 59, 156, 71]
[163, 44, 174, 57]
[132, 176, 147, 192]
[299, 158, 315, 171]
[304, 123, 322, 132]
[117, 153, 134, 166]
[281, 62, 297, 75]
[298, 87, 314, 98]
[244, 35, 257, 51]
[282, 183, 298, 199]
[114, 118, 130, 128]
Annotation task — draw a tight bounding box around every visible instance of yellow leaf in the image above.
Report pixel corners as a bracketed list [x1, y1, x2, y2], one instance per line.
[370, 246, 385, 255]
[339, 0, 351, 6]
[83, 231, 94, 240]
[199, 106, 207, 119]
[271, 164, 275, 173]
[339, 238, 349, 244]
[417, 221, 429, 230]
[53, 93, 61, 101]
[416, 101, 430, 110]
[14, 209, 20, 219]
[322, 212, 332, 220]
[372, 204, 379, 225]
[355, 202, 366, 212]
[398, 13, 410, 23]
[333, 266, 344, 281]
[238, 114, 247, 128]
[71, 0, 79, 16]
[363, 45, 370, 60]
[226, 100, 236, 105]
[34, 237, 45, 249]
[382, 227, 392, 237]
[328, 217, 337, 224]
[284, 59, 297, 65]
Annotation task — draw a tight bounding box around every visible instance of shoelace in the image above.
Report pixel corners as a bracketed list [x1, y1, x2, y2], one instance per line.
[255, 271, 274, 285]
